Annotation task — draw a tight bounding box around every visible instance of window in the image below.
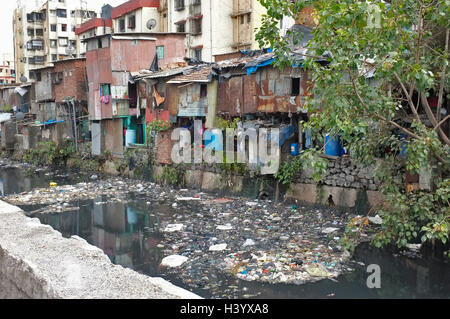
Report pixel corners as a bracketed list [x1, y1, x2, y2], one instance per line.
[119, 19, 125, 32]
[200, 84, 207, 98]
[241, 15, 244, 24]
[291, 78, 300, 96]
[156, 46, 165, 59]
[71, 10, 75, 17]
[50, 24, 57, 32]
[61, 24, 67, 32]
[175, 0, 185, 10]
[27, 40, 44, 50]
[27, 12, 45, 22]
[128, 15, 136, 29]
[56, 9, 67, 18]
[59, 37, 68, 46]
[36, 29, 43, 36]
[29, 56, 45, 65]
[247, 13, 251, 23]
[176, 23, 185, 33]
[52, 54, 57, 61]
[100, 83, 111, 96]
[50, 39, 57, 47]
[194, 48, 202, 61]
[51, 72, 63, 84]
[27, 29, 35, 36]
[191, 19, 202, 35]
[36, 72, 41, 82]
[70, 40, 76, 48]
[98, 38, 102, 49]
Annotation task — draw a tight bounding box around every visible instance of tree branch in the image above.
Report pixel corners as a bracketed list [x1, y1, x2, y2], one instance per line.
[348, 73, 422, 140]
[394, 72, 421, 122]
[436, 28, 449, 122]
[434, 115, 450, 131]
[420, 93, 450, 146]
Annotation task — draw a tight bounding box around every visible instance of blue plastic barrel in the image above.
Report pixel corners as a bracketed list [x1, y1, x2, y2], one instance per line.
[291, 143, 300, 156]
[399, 133, 408, 157]
[325, 134, 341, 156]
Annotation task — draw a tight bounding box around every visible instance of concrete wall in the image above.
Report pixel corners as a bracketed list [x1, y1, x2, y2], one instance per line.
[34, 68, 53, 102]
[1, 121, 17, 149]
[0, 200, 201, 299]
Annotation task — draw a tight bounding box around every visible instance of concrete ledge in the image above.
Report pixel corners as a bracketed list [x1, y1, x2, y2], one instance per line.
[0, 200, 201, 299]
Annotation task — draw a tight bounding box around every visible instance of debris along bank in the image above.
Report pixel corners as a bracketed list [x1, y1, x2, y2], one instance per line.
[3, 168, 361, 288]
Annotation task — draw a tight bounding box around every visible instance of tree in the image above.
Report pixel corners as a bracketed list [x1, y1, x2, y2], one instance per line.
[257, 0, 450, 252]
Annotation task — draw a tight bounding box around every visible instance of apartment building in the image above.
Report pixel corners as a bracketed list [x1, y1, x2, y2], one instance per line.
[13, 0, 96, 82]
[0, 60, 15, 85]
[109, 0, 267, 63]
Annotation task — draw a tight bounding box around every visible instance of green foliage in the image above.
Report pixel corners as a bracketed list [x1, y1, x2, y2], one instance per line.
[146, 119, 172, 146]
[23, 140, 77, 166]
[146, 119, 172, 133]
[156, 166, 183, 186]
[212, 151, 249, 176]
[257, 0, 450, 252]
[275, 149, 328, 184]
[216, 117, 241, 129]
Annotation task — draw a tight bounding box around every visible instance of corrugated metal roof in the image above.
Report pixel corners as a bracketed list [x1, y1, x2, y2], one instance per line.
[134, 66, 195, 80]
[167, 65, 214, 83]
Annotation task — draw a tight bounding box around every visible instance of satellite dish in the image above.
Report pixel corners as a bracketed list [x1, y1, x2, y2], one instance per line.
[146, 19, 157, 30]
[20, 76, 28, 83]
[65, 45, 75, 56]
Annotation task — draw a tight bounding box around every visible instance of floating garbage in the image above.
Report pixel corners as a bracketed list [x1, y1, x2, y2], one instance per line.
[161, 255, 189, 268]
[209, 244, 227, 251]
[243, 239, 256, 247]
[322, 227, 339, 234]
[368, 215, 383, 225]
[216, 224, 233, 231]
[164, 224, 184, 232]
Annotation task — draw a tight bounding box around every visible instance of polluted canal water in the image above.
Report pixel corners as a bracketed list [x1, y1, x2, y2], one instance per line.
[2, 166, 449, 299]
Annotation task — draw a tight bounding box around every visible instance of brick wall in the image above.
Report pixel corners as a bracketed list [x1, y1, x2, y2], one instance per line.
[52, 59, 87, 103]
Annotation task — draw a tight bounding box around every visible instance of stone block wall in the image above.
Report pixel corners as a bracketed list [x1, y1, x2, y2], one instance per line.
[294, 157, 383, 191]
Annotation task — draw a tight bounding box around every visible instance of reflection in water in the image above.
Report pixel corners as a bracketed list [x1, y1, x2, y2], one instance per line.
[30, 197, 165, 277]
[0, 167, 86, 196]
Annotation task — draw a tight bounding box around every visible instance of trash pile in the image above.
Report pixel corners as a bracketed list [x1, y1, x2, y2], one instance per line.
[156, 195, 355, 289]
[3, 166, 359, 290]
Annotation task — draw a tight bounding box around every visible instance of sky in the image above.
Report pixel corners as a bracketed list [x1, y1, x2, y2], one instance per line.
[0, 0, 127, 59]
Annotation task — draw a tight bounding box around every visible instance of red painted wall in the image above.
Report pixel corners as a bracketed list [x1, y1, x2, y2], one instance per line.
[86, 34, 186, 120]
[75, 18, 112, 35]
[111, 0, 159, 19]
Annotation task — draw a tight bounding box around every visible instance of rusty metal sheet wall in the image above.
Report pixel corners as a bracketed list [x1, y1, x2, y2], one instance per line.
[218, 66, 311, 115]
[167, 84, 179, 117]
